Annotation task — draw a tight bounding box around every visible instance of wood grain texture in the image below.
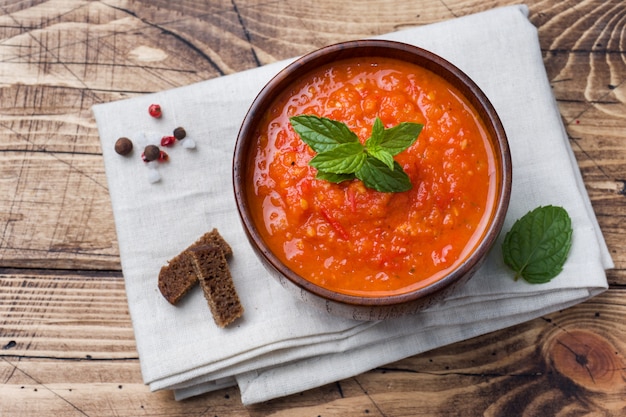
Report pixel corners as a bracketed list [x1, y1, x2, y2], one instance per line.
[1, 0, 625, 415]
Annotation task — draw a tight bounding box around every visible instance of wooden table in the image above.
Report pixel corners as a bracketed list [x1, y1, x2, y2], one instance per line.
[1, 0, 624, 415]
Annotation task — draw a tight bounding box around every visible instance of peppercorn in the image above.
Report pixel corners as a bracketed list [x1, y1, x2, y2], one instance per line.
[173, 127, 186, 140]
[143, 144, 161, 161]
[148, 104, 162, 118]
[160, 135, 176, 147]
[114, 137, 133, 156]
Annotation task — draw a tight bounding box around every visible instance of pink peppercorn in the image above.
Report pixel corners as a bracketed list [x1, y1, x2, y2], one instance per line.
[160, 135, 176, 147]
[148, 104, 162, 118]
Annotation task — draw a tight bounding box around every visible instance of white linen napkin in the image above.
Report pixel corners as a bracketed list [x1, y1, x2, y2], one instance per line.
[93, 4, 612, 405]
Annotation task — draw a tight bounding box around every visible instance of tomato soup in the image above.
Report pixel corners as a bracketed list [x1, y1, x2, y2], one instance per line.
[247, 57, 498, 297]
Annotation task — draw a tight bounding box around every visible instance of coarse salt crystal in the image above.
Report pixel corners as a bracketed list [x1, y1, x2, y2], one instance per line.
[147, 166, 161, 183]
[182, 138, 196, 149]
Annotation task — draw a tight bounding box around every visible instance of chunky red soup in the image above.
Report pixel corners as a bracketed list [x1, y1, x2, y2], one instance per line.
[248, 57, 497, 297]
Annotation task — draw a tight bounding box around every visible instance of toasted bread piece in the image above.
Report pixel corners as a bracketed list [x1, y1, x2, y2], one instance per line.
[189, 244, 244, 328]
[158, 250, 197, 305]
[196, 228, 233, 259]
[158, 228, 233, 305]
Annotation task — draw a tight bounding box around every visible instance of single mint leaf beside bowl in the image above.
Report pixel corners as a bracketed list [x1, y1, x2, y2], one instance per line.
[502, 205, 573, 284]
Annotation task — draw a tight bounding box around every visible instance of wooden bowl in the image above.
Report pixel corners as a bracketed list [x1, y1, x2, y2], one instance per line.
[233, 40, 512, 320]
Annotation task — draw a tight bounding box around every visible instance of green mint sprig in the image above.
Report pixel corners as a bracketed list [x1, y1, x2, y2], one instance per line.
[289, 115, 423, 192]
[502, 205, 573, 284]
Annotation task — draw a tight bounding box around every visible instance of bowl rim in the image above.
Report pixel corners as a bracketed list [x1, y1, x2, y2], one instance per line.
[233, 39, 512, 307]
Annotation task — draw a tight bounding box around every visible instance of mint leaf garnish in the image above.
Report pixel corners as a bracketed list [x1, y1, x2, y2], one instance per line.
[290, 114, 359, 153]
[366, 146, 395, 171]
[365, 117, 386, 149]
[310, 142, 366, 174]
[373, 120, 424, 156]
[315, 171, 356, 183]
[364, 118, 395, 170]
[502, 205, 573, 284]
[356, 158, 412, 193]
[289, 115, 423, 192]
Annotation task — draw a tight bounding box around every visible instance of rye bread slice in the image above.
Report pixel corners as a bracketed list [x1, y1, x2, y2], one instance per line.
[157, 249, 197, 305]
[158, 228, 232, 305]
[188, 244, 244, 328]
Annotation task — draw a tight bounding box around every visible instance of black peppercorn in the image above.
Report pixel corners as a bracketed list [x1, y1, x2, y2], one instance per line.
[114, 137, 133, 155]
[173, 127, 187, 140]
[143, 144, 161, 161]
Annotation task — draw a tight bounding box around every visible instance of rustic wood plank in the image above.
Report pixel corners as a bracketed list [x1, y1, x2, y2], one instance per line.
[0, 152, 119, 270]
[0, 270, 134, 359]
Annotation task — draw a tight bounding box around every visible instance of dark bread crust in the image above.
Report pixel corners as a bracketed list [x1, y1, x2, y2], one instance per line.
[189, 245, 244, 328]
[158, 228, 233, 305]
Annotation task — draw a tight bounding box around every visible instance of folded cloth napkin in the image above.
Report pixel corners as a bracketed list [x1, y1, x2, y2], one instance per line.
[93, 4, 613, 405]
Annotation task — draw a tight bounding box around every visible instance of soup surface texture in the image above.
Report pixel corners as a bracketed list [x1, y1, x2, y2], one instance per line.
[248, 57, 497, 297]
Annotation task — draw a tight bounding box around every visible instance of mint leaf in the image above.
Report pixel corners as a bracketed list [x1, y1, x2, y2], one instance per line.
[290, 115, 359, 153]
[378, 122, 423, 155]
[289, 115, 423, 193]
[365, 118, 395, 170]
[366, 117, 422, 169]
[309, 142, 366, 174]
[365, 117, 386, 148]
[367, 147, 395, 171]
[315, 171, 355, 183]
[502, 205, 573, 284]
[356, 157, 412, 193]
